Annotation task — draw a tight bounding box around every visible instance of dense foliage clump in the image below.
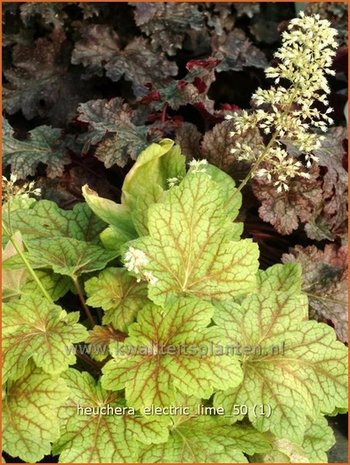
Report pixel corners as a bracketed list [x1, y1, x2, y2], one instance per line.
[2, 3, 348, 463]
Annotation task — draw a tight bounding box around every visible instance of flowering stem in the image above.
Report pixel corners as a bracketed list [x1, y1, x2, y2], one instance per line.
[236, 133, 278, 193]
[72, 276, 96, 327]
[235, 86, 299, 194]
[2, 222, 53, 303]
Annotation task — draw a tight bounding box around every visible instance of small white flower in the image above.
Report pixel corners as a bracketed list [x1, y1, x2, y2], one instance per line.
[10, 173, 18, 184]
[167, 177, 180, 188]
[189, 159, 209, 174]
[144, 271, 158, 285]
[124, 247, 149, 275]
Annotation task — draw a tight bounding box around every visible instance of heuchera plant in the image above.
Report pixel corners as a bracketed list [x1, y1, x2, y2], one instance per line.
[2, 139, 348, 463]
[2, 10, 348, 464]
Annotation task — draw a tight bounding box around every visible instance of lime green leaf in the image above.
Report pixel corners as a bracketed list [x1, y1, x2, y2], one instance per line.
[204, 163, 242, 220]
[257, 263, 302, 294]
[131, 184, 164, 236]
[99, 225, 135, 252]
[25, 237, 118, 278]
[82, 139, 185, 242]
[2, 232, 71, 301]
[82, 184, 136, 236]
[130, 172, 258, 305]
[3, 199, 105, 245]
[123, 139, 186, 236]
[252, 439, 308, 463]
[284, 322, 348, 414]
[3, 195, 36, 213]
[253, 417, 335, 463]
[82, 185, 137, 252]
[328, 406, 348, 416]
[213, 293, 348, 443]
[3, 294, 88, 382]
[122, 139, 186, 210]
[302, 416, 335, 462]
[21, 269, 72, 301]
[2, 196, 36, 229]
[85, 268, 149, 331]
[3, 363, 68, 462]
[101, 298, 242, 408]
[53, 369, 169, 463]
[140, 415, 270, 463]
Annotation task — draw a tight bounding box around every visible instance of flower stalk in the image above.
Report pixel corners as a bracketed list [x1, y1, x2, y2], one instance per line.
[228, 12, 338, 193]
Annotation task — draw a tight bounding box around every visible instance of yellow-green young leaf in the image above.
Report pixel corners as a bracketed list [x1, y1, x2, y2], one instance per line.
[2, 199, 105, 246]
[100, 224, 135, 251]
[121, 138, 186, 210]
[124, 139, 186, 235]
[85, 268, 149, 331]
[101, 298, 242, 408]
[3, 295, 88, 382]
[82, 184, 137, 242]
[139, 416, 270, 463]
[25, 237, 118, 278]
[3, 363, 68, 463]
[130, 172, 258, 305]
[53, 369, 170, 463]
[213, 293, 348, 443]
[82, 140, 185, 243]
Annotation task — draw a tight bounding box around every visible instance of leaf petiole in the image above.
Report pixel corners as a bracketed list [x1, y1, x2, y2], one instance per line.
[72, 275, 96, 327]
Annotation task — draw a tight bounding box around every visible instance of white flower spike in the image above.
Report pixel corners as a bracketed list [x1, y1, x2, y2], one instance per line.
[226, 12, 338, 190]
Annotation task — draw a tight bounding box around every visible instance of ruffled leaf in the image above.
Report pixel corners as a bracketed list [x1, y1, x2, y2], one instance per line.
[213, 292, 348, 443]
[3, 294, 87, 382]
[132, 171, 258, 305]
[85, 268, 149, 332]
[140, 416, 270, 463]
[53, 369, 170, 463]
[3, 118, 70, 180]
[101, 298, 242, 408]
[77, 97, 152, 168]
[213, 29, 268, 72]
[3, 364, 68, 463]
[252, 164, 323, 236]
[24, 237, 118, 278]
[283, 244, 348, 343]
[132, 3, 205, 56]
[2, 199, 105, 246]
[72, 25, 177, 97]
